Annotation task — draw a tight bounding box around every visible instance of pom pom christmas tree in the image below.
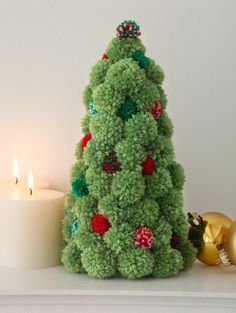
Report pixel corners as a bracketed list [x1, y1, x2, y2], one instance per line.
[61, 20, 196, 279]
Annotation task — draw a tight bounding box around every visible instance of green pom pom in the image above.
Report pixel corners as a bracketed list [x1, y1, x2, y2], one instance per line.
[132, 51, 149, 69]
[153, 248, 183, 278]
[61, 241, 85, 273]
[117, 98, 138, 122]
[182, 240, 197, 269]
[72, 177, 89, 198]
[168, 161, 185, 190]
[118, 249, 154, 279]
[81, 247, 117, 279]
[104, 223, 134, 254]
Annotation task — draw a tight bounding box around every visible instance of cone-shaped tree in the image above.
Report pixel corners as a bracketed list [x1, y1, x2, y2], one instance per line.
[61, 20, 196, 279]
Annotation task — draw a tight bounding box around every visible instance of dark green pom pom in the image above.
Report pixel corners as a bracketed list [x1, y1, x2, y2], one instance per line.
[72, 177, 89, 198]
[117, 98, 138, 122]
[132, 51, 149, 69]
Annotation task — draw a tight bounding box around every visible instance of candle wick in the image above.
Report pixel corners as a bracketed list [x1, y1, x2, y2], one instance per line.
[15, 177, 19, 185]
[29, 188, 33, 196]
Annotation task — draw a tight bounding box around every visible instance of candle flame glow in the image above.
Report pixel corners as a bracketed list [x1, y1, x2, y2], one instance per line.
[13, 155, 19, 184]
[28, 171, 34, 196]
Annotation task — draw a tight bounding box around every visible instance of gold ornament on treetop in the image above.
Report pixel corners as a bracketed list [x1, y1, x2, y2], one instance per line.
[197, 212, 232, 266]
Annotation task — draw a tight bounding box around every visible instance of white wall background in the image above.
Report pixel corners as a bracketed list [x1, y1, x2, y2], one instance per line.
[0, 0, 235, 217]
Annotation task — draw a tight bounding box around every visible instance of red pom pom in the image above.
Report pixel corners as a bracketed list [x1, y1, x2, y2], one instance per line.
[142, 156, 155, 175]
[150, 101, 163, 119]
[91, 214, 111, 236]
[81, 133, 92, 151]
[101, 53, 108, 60]
[135, 227, 154, 249]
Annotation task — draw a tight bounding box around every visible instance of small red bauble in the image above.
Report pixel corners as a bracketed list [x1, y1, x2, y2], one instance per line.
[142, 156, 155, 175]
[91, 214, 111, 236]
[81, 133, 92, 151]
[102, 153, 120, 174]
[150, 101, 163, 119]
[135, 227, 154, 249]
[101, 53, 108, 60]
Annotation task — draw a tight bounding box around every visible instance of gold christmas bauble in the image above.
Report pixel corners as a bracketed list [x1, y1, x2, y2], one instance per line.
[224, 221, 236, 266]
[197, 212, 232, 265]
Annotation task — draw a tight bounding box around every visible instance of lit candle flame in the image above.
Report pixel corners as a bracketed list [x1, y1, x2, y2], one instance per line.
[13, 155, 19, 185]
[28, 171, 34, 196]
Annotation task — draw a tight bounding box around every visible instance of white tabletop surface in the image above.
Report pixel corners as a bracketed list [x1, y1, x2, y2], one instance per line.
[0, 261, 235, 298]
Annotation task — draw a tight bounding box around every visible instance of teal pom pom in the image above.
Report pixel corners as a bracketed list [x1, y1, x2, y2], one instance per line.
[71, 219, 81, 236]
[89, 99, 97, 116]
[72, 177, 89, 198]
[132, 51, 149, 69]
[117, 98, 138, 121]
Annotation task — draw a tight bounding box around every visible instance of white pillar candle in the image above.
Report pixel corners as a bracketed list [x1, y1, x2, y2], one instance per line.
[0, 189, 65, 269]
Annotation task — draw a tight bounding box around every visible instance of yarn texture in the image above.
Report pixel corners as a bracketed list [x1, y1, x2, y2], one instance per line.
[61, 20, 196, 279]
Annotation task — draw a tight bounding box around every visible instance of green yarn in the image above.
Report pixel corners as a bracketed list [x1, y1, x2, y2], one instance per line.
[182, 240, 197, 269]
[72, 177, 89, 198]
[61, 21, 196, 279]
[132, 51, 149, 69]
[168, 161, 185, 190]
[81, 247, 117, 279]
[104, 223, 134, 254]
[61, 241, 85, 273]
[146, 59, 165, 85]
[118, 249, 154, 279]
[152, 248, 183, 278]
[111, 170, 145, 206]
[117, 98, 138, 121]
[106, 37, 145, 63]
[125, 112, 158, 144]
